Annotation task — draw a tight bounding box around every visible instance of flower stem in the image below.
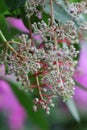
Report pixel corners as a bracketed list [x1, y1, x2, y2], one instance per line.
[50, 0, 54, 25]
[36, 76, 46, 103]
[0, 30, 26, 59]
[8, 40, 21, 45]
[50, 0, 60, 75]
[0, 30, 7, 42]
[28, 18, 34, 46]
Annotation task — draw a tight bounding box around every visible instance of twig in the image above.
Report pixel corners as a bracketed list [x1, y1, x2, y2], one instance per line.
[0, 30, 26, 60]
[36, 76, 47, 103]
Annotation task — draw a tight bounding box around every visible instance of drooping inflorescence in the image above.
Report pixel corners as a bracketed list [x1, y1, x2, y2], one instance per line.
[0, 18, 79, 114]
[2, 0, 87, 114]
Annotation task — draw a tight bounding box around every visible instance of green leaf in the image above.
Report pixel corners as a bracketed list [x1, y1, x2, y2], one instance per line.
[7, 80, 49, 130]
[66, 99, 80, 122]
[0, 0, 7, 14]
[69, 0, 82, 2]
[43, 0, 86, 28]
[20, 7, 29, 29]
[4, 0, 26, 11]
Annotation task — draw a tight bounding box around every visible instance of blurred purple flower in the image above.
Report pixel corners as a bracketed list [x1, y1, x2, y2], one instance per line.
[0, 64, 26, 130]
[6, 17, 29, 33]
[6, 17, 42, 42]
[73, 39, 87, 111]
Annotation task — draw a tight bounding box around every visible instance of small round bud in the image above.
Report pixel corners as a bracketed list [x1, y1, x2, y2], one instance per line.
[46, 111, 50, 115]
[30, 89, 34, 93]
[46, 107, 50, 111]
[49, 99, 52, 103]
[42, 105, 46, 109]
[35, 98, 39, 103]
[51, 103, 55, 107]
[33, 105, 37, 112]
[43, 88, 47, 92]
[40, 101, 45, 106]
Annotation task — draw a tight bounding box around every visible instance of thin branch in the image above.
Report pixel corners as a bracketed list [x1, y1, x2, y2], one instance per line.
[50, 0, 55, 25]
[0, 30, 26, 60]
[36, 76, 47, 103]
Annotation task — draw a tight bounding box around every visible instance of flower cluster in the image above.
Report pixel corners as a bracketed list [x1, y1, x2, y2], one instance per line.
[1, 0, 85, 114]
[25, 0, 45, 18]
[79, 22, 87, 31]
[67, 1, 87, 17]
[32, 20, 77, 43]
[0, 18, 79, 113]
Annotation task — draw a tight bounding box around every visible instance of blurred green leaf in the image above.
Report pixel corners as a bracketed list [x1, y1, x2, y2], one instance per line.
[69, 0, 82, 2]
[20, 7, 29, 29]
[0, 0, 7, 14]
[66, 99, 80, 122]
[4, 0, 25, 11]
[7, 80, 49, 130]
[0, 113, 10, 130]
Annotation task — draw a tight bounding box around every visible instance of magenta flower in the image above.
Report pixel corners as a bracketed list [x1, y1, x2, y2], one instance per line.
[6, 17, 42, 42]
[0, 64, 26, 130]
[6, 17, 29, 33]
[73, 39, 87, 111]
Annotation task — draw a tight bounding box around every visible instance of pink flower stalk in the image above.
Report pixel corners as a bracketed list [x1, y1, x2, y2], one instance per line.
[0, 64, 26, 130]
[73, 39, 87, 111]
[5, 17, 42, 42]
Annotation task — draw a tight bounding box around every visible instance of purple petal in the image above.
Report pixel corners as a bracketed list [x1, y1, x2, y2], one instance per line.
[73, 39, 87, 110]
[0, 80, 26, 130]
[78, 41, 87, 72]
[6, 17, 29, 33]
[73, 86, 87, 111]
[74, 41, 87, 87]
